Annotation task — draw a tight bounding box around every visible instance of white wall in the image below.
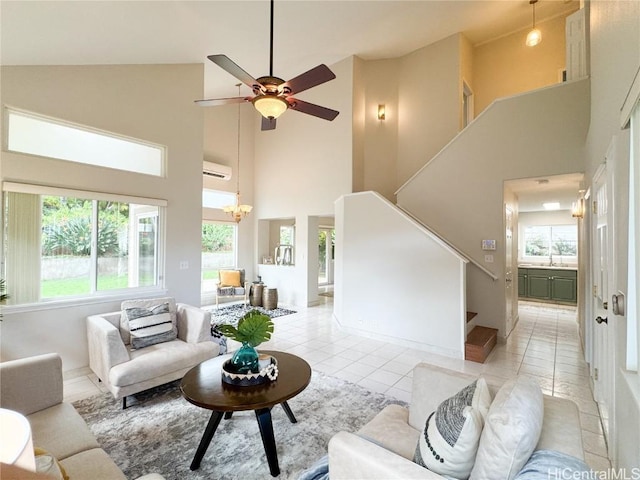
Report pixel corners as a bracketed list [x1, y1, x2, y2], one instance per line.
[397, 79, 589, 339]
[335, 192, 467, 358]
[0, 64, 204, 371]
[202, 103, 256, 281]
[251, 56, 355, 307]
[584, 0, 640, 470]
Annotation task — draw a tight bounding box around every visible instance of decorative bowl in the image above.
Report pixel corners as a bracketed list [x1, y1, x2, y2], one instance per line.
[221, 355, 279, 386]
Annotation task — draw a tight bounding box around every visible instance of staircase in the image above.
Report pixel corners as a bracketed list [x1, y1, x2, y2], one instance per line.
[336, 79, 590, 362]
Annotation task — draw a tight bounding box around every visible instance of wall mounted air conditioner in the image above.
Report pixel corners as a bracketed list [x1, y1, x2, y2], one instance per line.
[202, 161, 232, 181]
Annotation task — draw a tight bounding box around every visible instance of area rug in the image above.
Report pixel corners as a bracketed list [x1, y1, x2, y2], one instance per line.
[206, 303, 296, 326]
[72, 371, 405, 480]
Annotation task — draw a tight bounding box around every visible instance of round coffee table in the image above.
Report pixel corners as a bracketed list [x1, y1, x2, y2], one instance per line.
[180, 351, 311, 477]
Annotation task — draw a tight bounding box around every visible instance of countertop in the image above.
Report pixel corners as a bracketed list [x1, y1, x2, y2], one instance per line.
[518, 264, 578, 271]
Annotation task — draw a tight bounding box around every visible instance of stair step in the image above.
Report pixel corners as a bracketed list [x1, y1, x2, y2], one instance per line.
[465, 326, 498, 363]
[466, 311, 478, 323]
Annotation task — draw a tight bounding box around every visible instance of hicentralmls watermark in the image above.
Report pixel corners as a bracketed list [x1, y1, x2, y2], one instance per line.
[548, 469, 640, 480]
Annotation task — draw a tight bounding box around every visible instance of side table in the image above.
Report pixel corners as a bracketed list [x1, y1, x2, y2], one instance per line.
[263, 287, 278, 310]
[250, 283, 264, 307]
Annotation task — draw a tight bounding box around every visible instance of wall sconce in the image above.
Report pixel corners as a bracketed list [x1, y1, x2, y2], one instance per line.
[377, 104, 386, 121]
[571, 190, 586, 218]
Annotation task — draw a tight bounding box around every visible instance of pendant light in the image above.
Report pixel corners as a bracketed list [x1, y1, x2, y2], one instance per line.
[526, 0, 542, 47]
[223, 84, 253, 223]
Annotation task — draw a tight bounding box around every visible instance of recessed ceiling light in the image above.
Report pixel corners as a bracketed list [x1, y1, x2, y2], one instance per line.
[543, 202, 561, 210]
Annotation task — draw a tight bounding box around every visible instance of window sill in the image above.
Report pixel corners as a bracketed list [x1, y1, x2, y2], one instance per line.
[1, 287, 168, 315]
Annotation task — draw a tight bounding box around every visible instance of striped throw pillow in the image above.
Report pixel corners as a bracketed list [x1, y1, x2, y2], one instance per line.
[125, 303, 177, 349]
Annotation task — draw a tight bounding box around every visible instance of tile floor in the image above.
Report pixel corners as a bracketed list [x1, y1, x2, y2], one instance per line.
[64, 297, 610, 472]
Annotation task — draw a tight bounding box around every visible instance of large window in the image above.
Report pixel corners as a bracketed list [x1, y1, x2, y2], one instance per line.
[201, 222, 237, 294]
[5, 108, 165, 177]
[3, 183, 165, 305]
[523, 225, 577, 262]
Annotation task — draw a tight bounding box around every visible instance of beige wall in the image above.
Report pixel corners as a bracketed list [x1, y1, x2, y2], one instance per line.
[397, 78, 590, 339]
[0, 64, 204, 370]
[473, 11, 577, 115]
[360, 57, 399, 201]
[585, 0, 640, 470]
[397, 34, 461, 186]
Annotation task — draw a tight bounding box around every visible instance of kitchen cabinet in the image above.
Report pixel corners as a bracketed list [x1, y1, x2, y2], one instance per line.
[518, 267, 577, 304]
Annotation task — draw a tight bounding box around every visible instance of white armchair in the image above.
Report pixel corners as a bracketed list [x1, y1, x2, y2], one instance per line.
[87, 297, 219, 408]
[328, 364, 585, 479]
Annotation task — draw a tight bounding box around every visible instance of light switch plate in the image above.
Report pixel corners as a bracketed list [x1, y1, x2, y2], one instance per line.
[484, 255, 494, 263]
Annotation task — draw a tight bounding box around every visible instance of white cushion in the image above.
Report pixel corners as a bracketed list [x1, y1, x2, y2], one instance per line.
[470, 376, 544, 480]
[414, 377, 491, 479]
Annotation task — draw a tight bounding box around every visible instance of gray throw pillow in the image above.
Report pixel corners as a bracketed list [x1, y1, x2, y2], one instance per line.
[124, 302, 177, 349]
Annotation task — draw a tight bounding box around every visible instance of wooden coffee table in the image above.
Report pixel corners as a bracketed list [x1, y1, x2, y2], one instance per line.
[180, 350, 312, 477]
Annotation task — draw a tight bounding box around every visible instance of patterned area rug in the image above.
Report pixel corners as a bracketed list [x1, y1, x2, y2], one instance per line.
[205, 303, 296, 327]
[73, 371, 405, 480]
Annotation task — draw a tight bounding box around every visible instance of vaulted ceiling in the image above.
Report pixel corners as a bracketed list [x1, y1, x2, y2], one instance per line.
[1, 0, 578, 99]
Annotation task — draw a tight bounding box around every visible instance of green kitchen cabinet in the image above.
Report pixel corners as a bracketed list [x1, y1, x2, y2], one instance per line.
[518, 267, 577, 304]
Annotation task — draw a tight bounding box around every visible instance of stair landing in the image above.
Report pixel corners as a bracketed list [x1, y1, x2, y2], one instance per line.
[465, 326, 498, 363]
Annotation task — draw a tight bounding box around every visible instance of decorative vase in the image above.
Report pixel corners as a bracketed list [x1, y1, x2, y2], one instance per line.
[229, 342, 260, 374]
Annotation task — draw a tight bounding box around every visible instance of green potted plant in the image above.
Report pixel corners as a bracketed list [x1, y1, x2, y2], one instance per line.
[218, 309, 274, 374]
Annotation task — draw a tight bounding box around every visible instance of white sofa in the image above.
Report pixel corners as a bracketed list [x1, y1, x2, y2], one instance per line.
[328, 363, 585, 479]
[0, 353, 164, 480]
[87, 298, 219, 408]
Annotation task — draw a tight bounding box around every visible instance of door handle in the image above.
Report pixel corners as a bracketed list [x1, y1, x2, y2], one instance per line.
[595, 316, 608, 325]
[505, 278, 512, 282]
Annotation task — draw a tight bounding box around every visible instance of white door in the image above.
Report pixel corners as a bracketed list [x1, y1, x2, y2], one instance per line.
[505, 205, 515, 334]
[566, 9, 587, 81]
[591, 159, 615, 447]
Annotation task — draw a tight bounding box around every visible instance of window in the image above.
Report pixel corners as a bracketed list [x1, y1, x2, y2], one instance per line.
[203, 189, 235, 210]
[279, 225, 294, 246]
[5, 108, 165, 176]
[3, 183, 165, 305]
[523, 225, 577, 260]
[201, 222, 237, 294]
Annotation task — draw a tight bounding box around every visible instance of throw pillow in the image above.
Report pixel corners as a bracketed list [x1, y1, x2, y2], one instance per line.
[124, 302, 177, 349]
[414, 377, 491, 480]
[34, 447, 69, 480]
[120, 297, 177, 345]
[219, 270, 242, 287]
[470, 376, 544, 480]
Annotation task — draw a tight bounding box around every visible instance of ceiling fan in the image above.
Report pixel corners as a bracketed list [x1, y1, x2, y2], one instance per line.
[195, 0, 339, 131]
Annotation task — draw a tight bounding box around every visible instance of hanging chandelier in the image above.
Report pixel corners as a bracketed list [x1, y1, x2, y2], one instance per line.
[223, 84, 253, 223]
[526, 0, 542, 47]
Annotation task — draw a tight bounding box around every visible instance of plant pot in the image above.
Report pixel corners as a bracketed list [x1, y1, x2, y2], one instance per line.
[228, 342, 260, 374]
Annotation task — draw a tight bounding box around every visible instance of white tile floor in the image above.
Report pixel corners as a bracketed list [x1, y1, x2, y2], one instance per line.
[64, 297, 611, 471]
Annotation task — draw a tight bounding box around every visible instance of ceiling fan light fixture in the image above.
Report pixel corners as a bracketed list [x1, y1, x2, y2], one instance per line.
[252, 95, 288, 119]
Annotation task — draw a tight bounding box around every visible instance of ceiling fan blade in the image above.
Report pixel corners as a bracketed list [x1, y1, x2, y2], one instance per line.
[281, 64, 336, 95]
[261, 116, 277, 131]
[194, 96, 249, 107]
[288, 98, 339, 121]
[207, 54, 265, 94]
